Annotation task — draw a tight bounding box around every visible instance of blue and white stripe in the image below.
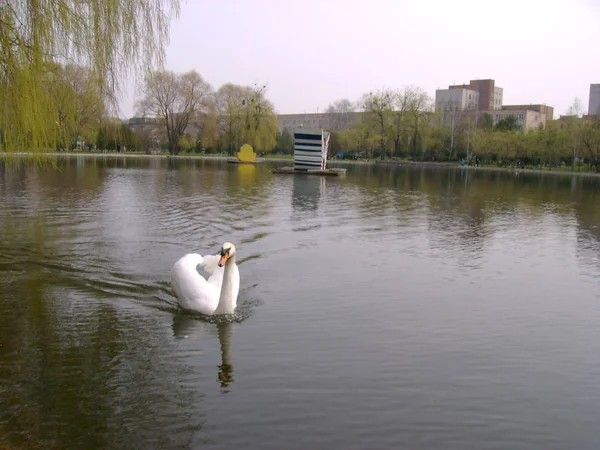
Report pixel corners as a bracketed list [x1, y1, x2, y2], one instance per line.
[293, 129, 329, 170]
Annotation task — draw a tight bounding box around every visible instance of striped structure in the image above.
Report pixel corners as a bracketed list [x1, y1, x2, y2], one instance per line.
[293, 128, 330, 170]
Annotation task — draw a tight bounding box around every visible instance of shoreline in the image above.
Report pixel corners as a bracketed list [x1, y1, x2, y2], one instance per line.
[452, 164, 600, 178]
[0, 152, 294, 163]
[2, 152, 600, 178]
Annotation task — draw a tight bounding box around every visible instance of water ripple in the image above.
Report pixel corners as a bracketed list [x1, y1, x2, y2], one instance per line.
[3, 158, 600, 449]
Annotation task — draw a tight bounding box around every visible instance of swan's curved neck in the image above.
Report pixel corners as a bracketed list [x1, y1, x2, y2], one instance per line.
[214, 254, 236, 315]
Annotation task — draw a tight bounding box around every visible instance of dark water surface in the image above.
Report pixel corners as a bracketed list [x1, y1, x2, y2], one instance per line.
[1, 156, 600, 449]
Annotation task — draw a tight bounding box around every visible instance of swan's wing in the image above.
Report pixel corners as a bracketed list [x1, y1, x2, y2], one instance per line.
[231, 264, 240, 309]
[170, 254, 219, 314]
[200, 254, 221, 274]
[207, 266, 224, 288]
[199, 254, 225, 288]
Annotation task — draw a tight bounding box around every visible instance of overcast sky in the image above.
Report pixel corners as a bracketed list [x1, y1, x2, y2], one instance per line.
[119, 0, 600, 118]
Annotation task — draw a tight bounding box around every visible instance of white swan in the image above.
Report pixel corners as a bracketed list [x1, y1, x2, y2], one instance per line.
[170, 242, 240, 315]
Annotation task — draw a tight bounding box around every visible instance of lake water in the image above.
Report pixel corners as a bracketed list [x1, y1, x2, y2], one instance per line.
[1, 155, 600, 449]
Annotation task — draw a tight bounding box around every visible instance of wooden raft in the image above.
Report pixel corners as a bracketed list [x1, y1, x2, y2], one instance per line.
[272, 166, 346, 176]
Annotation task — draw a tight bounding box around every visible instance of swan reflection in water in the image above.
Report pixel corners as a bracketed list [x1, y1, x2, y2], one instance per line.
[216, 320, 233, 390]
[171, 313, 235, 393]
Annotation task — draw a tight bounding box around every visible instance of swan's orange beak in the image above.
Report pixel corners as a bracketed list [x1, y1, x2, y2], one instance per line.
[218, 254, 229, 267]
[218, 248, 230, 267]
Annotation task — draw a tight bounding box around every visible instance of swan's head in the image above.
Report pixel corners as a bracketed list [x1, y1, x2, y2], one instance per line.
[218, 242, 236, 267]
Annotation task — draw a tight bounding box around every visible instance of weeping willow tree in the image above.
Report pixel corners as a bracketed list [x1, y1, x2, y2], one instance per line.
[0, 0, 181, 154]
[241, 84, 278, 152]
[213, 83, 277, 154]
[44, 62, 108, 150]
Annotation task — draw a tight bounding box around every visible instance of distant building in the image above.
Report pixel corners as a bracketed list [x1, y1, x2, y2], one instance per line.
[448, 79, 503, 111]
[277, 112, 362, 134]
[502, 104, 554, 121]
[557, 114, 579, 122]
[491, 109, 546, 132]
[277, 113, 332, 134]
[127, 116, 160, 131]
[436, 78, 554, 130]
[435, 88, 479, 112]
[589, 84, 600, 116]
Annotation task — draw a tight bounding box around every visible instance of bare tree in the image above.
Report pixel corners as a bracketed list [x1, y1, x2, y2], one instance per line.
[565, 97, 585, 169]
[361, 89, 395, 159]
[136, 70, 212, 155]
[325, 99, 356, 131]
[404, 86, 433, 158]
[581, 117, 600, 172]
[442, 102, 471, 159]
[567, 97, 584, 117]
[390, 86, 428, 157]
[388, 92, 408, 157]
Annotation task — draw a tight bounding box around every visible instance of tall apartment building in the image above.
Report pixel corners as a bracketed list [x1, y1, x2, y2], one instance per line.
[589, 84, 600, 116]
[449, 79, 503, 111]
[435, 88, 479, 112]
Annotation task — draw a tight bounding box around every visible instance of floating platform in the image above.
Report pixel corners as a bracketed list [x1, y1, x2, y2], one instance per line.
[272, 166, 346, 176]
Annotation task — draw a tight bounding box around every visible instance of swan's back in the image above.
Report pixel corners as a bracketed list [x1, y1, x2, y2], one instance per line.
[170, 253, 219, 314]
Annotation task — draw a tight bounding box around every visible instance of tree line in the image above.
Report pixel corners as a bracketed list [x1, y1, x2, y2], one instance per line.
[133, 78, 600, 169]
[3, 61, 281, 155]
[286, 90, 600, 172]
[134, 71, 278, 155]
